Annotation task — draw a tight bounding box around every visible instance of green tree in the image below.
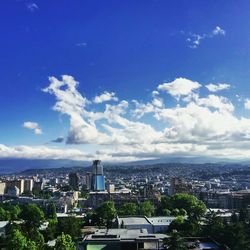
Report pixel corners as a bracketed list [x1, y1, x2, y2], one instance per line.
[0, 204, 21, 221]
[202, 213, 225, 240]
[140, 201, 155, 217]
[161, 196, 171, 209]
[9, 205, 21, 221]
[55, 233, 76, 250]
[7, 229, 37, 250]
[27, 240, 37, 250]
[0, 207, 10, 221]
[162, 208, 171, 216]
[170, 194, 206, 220]
[179, 208, 187, 216]
[158, 196, 171, 215]
[46, 203, 57, 220]
[164, 231, 187, 250]
[57, 216, 82, 239]
[20, 203, 45, 229]
[29, 229, 44, 250]
[7, 229, 27, 250]
[118, 203, 137, 216]
[223, 223, 250, 250]
[172, 208, 180, 216]
[96, 201, 117, 228]
[168, 216, 185, 233]
[44, 219, 58, 241]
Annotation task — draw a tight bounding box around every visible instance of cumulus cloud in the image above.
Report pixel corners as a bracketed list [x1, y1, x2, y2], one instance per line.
[186, 26, 225, 48]
[13, 75, 247, 162]
[93, 91, 118, 104]
[23, 121, 42, 135]
[157, 78, 201, 99]
[212, 26, 226, 36]
[206, 83, 230, 92]
[42, 75, 110, 144]
[196, 95, 234, 113]
[244, 99, 250, 110]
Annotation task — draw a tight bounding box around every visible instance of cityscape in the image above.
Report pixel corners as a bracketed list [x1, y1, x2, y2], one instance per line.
[0, 160, 250, 249]
[1, 1, 250, 250]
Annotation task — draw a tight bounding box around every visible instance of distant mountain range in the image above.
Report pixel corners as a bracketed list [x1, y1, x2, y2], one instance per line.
[0, 159, 90, 174]
[0, 157, 249, 174]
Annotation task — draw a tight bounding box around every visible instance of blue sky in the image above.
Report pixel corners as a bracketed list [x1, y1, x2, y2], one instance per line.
[1, 0, 250, 162]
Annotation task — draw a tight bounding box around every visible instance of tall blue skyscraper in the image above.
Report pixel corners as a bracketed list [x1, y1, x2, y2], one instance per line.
[91, 160, 105, 191]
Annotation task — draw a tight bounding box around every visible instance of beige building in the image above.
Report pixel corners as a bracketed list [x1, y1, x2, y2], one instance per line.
[24, 179, 34, 192]
[0, 182, 6, 195]
[6, 179, 24, 194]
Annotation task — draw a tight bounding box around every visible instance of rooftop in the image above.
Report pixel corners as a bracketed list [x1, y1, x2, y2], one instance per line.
[118, 216, 150, 225]
[147, 216, 176, 226]
[84, 228, 167, 241]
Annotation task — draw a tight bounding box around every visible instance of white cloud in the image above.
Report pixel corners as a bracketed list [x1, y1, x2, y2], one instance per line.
[42, 75, 110, 144]
[186, 26, 225, 48]
[244, 99, 250, 110]
[197, 95, 234, 113]
[0, 144, 90, 160]
[152, 90, 159, 97]
[156, 103, 238, 142]
[212, 26, 226, 36]
[157, 78, 201, 99]
[93, 91, 118, 104]
[152, 97, 164, 108]
[132, 100, 155, 118]
[35, 75, 250, 162]
[206, 83, 230, 92]
[23, 121, 42, 135]
[26, 3, 39, 12]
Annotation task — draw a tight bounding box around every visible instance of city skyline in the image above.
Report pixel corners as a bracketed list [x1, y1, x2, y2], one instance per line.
[1, 1, 250, 163]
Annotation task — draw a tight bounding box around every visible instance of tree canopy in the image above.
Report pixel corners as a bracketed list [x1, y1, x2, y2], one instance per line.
[170, 194, 207, 219]
[118, 203, 137, 216]
[7, 229, 37, 250]
[55, 233, 76, 250]
[96, 201, 117, 228]
[20, 203, 45, 229]
[140, 201, 155, 217]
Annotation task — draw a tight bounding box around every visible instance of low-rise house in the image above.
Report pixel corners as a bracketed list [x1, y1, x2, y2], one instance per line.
[117, 216, 176, 233]
[147, 217, 176, 233]
[80, 228, 167, 250]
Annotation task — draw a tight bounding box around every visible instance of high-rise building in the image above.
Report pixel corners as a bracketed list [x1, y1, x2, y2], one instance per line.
[91, 160, 105, 191]
[69, 172, 79, 190]
[33, 181, 44, 192]
[6, 179, 24, 194]
[24, 179, 34, 193]
[85, 172, 92, 190]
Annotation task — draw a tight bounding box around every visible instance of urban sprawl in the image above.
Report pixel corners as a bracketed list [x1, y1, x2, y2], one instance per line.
[0, 160, 250, 249]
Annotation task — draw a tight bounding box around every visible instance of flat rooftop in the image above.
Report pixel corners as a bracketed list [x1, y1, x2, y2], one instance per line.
[147, 216, 176, 225]
[84, 228, 167, 241]
[118, 216, 150, 225]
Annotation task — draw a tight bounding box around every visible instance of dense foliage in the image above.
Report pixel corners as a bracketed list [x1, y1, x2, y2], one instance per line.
[1, 194, 250, 249]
